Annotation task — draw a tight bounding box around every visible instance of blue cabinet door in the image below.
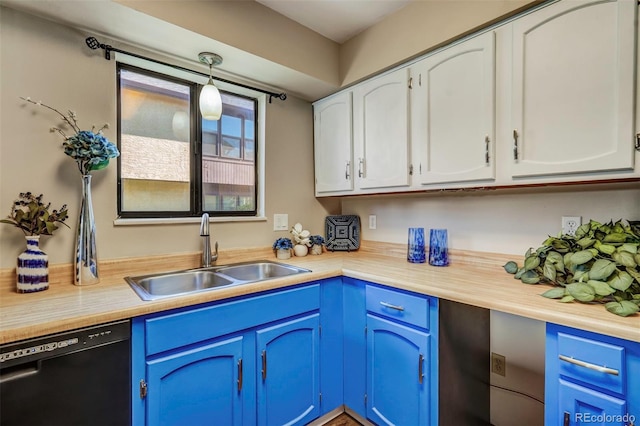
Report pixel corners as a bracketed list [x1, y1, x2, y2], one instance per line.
[146, 336, 244, 426]
[557, 379, 627, 426]
[366, 314, 431, 426]
[256, 313, 320, 426]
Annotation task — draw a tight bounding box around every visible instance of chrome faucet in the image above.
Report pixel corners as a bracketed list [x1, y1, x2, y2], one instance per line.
[200, 213, 218, 267]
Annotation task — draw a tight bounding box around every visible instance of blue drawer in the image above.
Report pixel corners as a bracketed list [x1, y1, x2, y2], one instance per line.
[144, 284, 320, 355]
[366, 285, 429, 329]
[557, 331, 625, 395]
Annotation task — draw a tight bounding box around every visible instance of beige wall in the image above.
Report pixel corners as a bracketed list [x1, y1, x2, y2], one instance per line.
[0, 7, 337, 268]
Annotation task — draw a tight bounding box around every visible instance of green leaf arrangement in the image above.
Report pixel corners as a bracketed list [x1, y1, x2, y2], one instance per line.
[503, 219, 640, 317]
[1, 192, 69, 237]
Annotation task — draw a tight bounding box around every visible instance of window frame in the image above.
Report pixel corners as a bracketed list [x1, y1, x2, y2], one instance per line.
[115, 59, 264, 222]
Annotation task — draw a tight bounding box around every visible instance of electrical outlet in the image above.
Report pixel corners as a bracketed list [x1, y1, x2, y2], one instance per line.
[562, 216, 582, 236]
[491, 352, 506, 377]
[369, 215, 377, 230]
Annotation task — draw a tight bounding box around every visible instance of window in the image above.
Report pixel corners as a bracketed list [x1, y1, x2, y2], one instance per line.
[117, 63, 259, 218]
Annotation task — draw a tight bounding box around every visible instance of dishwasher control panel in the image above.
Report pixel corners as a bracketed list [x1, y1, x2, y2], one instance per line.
[0, 338, 79, 363]
[0, 320, 130, 368]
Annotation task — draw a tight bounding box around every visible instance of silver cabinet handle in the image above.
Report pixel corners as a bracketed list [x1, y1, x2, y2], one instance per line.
[513, 129, 519, 160]
[418, 353, 424, 384]
[261, 350, 267, 380]
[237, 358, 243, 391]
[380, 301, 404, 311]
[345, 161, 351, 180]
[358, 158, 365, 178]
[558, 355, 619, 376]
[635, 133, 640, 151]
[485, 135, 490, 165]
[408, 77, 413, 89]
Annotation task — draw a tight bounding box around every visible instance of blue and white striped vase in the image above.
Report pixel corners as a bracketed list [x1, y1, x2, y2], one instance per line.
[17, 235, 49, 293]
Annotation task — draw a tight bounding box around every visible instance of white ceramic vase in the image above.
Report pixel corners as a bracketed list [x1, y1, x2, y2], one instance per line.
[293, 244, 309, 257]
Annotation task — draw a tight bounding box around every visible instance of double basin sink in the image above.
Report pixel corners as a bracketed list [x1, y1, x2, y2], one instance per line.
[125, 260, 311, 301]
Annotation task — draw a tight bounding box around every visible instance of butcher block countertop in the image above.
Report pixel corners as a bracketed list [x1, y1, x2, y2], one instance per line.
[1, 241, 638, 344]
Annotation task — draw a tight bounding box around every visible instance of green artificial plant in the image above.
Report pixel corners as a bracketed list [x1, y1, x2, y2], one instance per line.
[503, 219, 640, 317]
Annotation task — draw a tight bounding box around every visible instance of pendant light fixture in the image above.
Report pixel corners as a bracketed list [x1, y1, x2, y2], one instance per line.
[198, 52, 223, 121]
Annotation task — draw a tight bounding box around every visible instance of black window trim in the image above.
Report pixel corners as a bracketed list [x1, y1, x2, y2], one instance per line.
[116, 62, 259, 219]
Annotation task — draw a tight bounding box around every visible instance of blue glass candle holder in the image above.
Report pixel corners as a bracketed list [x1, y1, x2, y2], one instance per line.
[429, 229, 449, 266]
[407, 227, 426, 263]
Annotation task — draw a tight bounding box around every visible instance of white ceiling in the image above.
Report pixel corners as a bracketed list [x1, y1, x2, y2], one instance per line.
[256, 0, 411, 43]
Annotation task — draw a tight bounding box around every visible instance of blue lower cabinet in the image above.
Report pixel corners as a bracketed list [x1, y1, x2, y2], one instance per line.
[366, 314, 431, 426]
[364, 283, 438, 426]
[546, 323, 640, 426]
[342, 277, 367, 418]
[256, 314, 321, 425]
[132, 283, 322, 426]
[146, 336, 244, 426]
[558, 379, 627, 425]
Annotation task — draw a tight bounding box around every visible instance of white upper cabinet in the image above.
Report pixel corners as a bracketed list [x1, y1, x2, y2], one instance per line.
[412, 31, 496, 186]
[508, 0, 637, 179]
[353, 68, 411, 190]
[313, 92, 354, 195]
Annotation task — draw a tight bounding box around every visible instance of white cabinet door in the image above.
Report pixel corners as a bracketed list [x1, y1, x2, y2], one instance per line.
[313, 92, 354, 194]
[412, 31, 496, 186]
[354, 68, 411, 190]
[509, 0, 636, 178]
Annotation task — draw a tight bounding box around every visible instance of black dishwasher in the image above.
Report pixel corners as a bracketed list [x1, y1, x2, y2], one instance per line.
[0, 319, 131, 426]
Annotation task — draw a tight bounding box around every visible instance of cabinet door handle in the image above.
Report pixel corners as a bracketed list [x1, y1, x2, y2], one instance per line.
[418, 353, 424, 384]
[237, 358, 243, 391]
[513, 129, 519, 160]
[485, 135, 491, 165]
[380, 301, 404, 311]
[261, 350, 267, 381]
[558, 355, 619, 376]
[635, 133, 640, 151]
[358, 158, 365, 178]
[345, 161, 351, 180]
[563, 411, 570, 426]
[408, 77, 413, 89]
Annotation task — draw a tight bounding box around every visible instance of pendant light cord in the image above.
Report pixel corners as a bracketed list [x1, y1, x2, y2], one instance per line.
[85, 36, 287, 103]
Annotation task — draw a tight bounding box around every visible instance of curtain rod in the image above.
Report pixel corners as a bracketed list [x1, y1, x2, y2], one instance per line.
[84, 36, 287, 103]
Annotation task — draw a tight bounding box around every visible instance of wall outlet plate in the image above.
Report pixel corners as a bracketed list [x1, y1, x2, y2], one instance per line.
[491, 352, 506, 377]
[562, 216, 581, 236]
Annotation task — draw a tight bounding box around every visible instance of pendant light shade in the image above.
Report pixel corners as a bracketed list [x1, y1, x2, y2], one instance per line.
[198, 52, 223, 121]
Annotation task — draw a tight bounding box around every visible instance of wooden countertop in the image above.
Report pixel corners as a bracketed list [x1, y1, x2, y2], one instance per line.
[1, 241, 638, 344]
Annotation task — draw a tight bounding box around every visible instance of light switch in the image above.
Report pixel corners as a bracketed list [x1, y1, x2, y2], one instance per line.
[273, 214, 288, 231]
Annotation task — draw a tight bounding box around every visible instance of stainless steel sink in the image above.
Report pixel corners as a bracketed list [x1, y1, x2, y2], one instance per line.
[125, 260, 311, 301]
[214, 261, 311, 281]
[125, 269, 237, 300]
